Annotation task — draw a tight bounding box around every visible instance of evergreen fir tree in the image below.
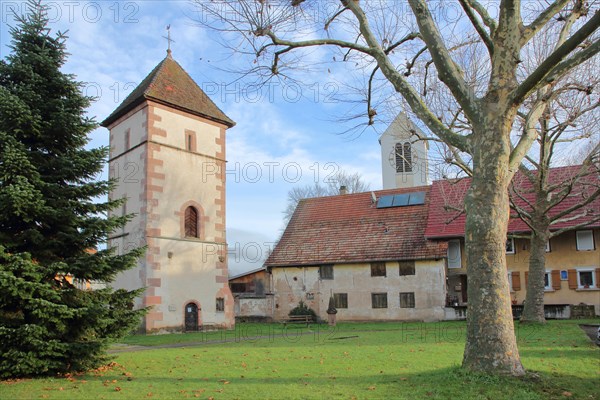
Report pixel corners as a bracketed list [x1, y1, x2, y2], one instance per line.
[0, 0, 145, 378]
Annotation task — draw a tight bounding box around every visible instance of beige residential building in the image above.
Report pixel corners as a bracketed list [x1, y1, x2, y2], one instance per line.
[264, 187, 448, 322]
[102, 51, 235, 332]
[426, 170, 600, 317]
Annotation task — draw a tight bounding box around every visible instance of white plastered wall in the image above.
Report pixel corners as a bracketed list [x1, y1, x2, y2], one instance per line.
[271, 260, 446, 322]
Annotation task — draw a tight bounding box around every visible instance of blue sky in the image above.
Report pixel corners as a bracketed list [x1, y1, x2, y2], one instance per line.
[0, 1, 394, 275]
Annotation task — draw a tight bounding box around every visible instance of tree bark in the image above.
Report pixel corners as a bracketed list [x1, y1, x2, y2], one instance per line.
[521, 232, 548, 324]
[462, 117, 525, 376]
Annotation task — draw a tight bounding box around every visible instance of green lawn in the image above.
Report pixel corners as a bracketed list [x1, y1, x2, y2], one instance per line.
[1, 320, 598, 399]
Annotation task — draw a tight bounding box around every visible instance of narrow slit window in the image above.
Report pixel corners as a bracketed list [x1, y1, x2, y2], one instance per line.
[185, 131, 196, 152]
[124, 129, 130, 151]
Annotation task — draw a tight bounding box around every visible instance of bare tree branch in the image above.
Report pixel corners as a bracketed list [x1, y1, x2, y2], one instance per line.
[408, 0, 480, 121]
[459, 0, 494, 55]
[345, 1, 471, 152]
[465, 0, 498, 33]
[520, 0, 572, 45]
[512, 10, 600, 105]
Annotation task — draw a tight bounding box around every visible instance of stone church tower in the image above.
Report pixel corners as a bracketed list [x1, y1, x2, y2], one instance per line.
[101, 51, 235, 332]
[380, 112, 429, 189]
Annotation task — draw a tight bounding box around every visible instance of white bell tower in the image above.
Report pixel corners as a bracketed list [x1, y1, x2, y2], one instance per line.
[380, 112, 429, 189]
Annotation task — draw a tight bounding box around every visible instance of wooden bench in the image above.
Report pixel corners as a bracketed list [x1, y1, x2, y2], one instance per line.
[282, 315, 313, 326]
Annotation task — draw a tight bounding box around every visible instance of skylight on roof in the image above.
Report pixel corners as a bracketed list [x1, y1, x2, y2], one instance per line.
[376, 192, 426, 209]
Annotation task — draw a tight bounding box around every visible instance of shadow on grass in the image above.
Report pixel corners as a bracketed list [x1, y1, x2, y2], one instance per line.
[83, 365, 599, 400]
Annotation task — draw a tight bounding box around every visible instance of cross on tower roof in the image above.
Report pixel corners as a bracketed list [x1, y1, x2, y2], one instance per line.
[163, 24, 175, 57]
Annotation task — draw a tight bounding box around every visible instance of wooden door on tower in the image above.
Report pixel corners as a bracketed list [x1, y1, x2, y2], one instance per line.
[185, 303, 199, 331]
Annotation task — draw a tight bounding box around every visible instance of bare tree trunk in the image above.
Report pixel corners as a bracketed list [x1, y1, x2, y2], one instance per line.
[521, 232, 548, 323]
[462, 121, 525, 376]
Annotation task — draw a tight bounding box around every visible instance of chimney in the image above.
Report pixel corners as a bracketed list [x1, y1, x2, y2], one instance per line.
[339, 185, 348, 195]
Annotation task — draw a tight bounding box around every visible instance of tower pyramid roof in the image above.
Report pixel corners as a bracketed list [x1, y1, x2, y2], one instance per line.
[101, 55, 234, 128]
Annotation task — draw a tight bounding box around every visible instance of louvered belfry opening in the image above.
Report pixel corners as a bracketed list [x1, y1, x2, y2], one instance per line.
[185, 206, 199, 238]
[395, 142, 412, 173]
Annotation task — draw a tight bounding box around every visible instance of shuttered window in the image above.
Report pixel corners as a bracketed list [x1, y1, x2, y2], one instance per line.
[395, 142, 413, 173]
[184, 206, 199, 238]
[551, 270, 561, 290]
[577, 268, 596, 288]
[568, 269, 578, 289]
[511, 271, 521, 291]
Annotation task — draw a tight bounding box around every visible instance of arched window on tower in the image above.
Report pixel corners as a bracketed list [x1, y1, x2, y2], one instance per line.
[184, 206, 199, 238]
[395, 142, 413, 173]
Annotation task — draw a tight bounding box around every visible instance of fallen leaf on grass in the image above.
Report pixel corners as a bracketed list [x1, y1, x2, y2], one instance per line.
[368, 386, 376, 391]
[114, 387, 121, 392]
[562, 392, 573, 397]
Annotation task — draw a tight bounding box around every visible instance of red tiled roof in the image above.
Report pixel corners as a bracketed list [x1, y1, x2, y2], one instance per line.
[101, 55, 235, 128]
[425, 165, 600, 239]
[265, 186, 448, 267]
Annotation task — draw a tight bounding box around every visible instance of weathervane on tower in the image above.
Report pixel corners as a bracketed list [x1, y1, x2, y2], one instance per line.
[163, 25, 175, 57]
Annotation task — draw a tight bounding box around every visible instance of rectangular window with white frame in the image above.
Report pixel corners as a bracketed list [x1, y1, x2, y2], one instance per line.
[447, 240, 461, 269]
[543, 271, 552, 291]
[576, 230, 595, 251]
[505, 238, 515, 254]
[577, 268, 596, 289]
